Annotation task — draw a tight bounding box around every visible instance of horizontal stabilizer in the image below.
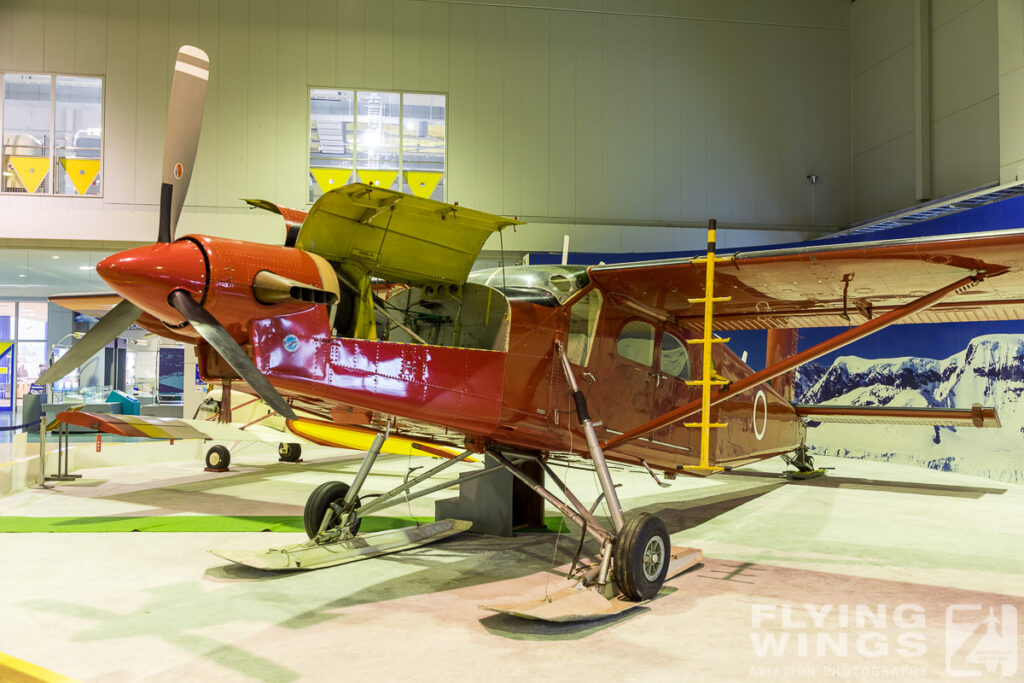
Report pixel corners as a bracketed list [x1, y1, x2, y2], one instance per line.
[794, 403, 1000, 428]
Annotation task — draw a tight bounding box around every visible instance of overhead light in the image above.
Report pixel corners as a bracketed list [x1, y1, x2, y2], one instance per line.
[51, 255, 60, 259]
[78, 265, 92, 270]
[18, 274, 27, 278]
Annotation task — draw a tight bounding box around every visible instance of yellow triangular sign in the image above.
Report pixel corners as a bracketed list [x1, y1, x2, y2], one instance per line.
[357, 169, 398, 189]
[404, 171, 443, 198]
[60, 158, 101, 195]
[8, 156, 51, 193]
[311, 167, 354, 194]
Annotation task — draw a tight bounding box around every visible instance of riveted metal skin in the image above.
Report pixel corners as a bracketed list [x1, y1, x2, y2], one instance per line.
[98, 235, 334, 343]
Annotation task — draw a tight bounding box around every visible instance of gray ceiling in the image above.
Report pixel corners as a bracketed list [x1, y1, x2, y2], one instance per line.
[0, 247, 117, 299]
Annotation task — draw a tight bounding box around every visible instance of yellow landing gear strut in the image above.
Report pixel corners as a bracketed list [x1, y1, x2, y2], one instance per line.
[682, 220, 730, 474]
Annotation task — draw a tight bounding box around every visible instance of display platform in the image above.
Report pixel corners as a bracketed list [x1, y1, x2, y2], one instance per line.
[0, 452, 1021, 680]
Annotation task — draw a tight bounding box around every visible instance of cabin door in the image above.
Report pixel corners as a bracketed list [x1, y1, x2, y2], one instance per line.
[588, 318, 659, 440]
[647, 329, 699, 461]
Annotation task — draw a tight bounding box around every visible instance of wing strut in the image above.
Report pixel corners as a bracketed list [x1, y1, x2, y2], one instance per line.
[602, 271, 987, 451]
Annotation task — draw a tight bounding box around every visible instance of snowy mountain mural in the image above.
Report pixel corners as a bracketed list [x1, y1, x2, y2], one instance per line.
[796, 334, 1024, 484]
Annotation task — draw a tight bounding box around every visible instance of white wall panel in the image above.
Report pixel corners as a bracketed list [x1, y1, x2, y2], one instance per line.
[336, 0, 367, 87]
[852, 131, 916, 218]
[652, 17, 682, 223]
[547, 10, 576, 219]
[101, 0, 138, 209]
[74, 1, 109, 76]
[929, 0, 999, 195]
[850, 46, 915, 157]
[932, 97, 1000, 195]
[9, 0, 45, 73]
[246, 0, 280, 202]
[0, 0, 850, 255]
[133, 1, 169, 209]
[473, 4, 505, 214]
[851, 0, 1000, 222]
[501, 7, 524, 217]
[518, 7, 549, 219]
[931, 0, 997, 121]
[0, 2, 14, 69]
[44, 0, 77, 74]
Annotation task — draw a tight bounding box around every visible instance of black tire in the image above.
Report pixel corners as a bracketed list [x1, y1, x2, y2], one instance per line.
[278, 442, 302, 462]
[613, 512, 670, 601]
[303, 481, 362, 539]
[205, 444, 230, 470]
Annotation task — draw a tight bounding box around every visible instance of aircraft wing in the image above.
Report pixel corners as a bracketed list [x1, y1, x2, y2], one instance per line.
[55, 411, 274, 441]
[296, 182, 521, 286]
[588, 229, 1024, 330]
[49, 292, 123, 318]
[55, 411, 471, 459]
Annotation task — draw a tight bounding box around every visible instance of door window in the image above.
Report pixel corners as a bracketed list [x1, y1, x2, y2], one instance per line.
[567, 289, 602, 365]
[615, 320, 654, 367]
[660, 332, 691, 380]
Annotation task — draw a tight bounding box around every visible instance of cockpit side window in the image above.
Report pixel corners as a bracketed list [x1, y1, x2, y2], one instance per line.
[567, 289, 602, 365]
[660, 332, 691, 380]
[616, 320, 655, 367]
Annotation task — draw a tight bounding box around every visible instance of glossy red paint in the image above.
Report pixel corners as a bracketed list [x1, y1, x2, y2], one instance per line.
[249, 315, 507, 439]
[97, 240, 206, 325]
[97, 235, 333, 343]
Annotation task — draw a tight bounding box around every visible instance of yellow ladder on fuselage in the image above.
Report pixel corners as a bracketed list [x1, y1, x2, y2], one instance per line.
[682, 220, 730, 473]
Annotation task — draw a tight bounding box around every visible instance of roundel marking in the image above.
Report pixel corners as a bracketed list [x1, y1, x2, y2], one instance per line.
[174, 162, 184, 180]
[753, 390, 767, 441]
[283, 334, 300, 353]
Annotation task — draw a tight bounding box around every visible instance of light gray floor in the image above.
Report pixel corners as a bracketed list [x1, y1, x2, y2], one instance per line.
[0, 445, 1022, 682]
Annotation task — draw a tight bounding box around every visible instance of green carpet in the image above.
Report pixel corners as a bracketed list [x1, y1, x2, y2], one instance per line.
[0, 515, 569, 533]
[0, 515, 429, 533]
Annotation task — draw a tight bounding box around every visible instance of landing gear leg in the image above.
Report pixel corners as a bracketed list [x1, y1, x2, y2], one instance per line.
[782, 445, 826, 479]
[479, 344, 702, 621]
[308, 429, 387, 542]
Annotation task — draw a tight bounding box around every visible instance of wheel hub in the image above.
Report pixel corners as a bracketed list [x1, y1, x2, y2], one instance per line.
[642, 536, 666, 581]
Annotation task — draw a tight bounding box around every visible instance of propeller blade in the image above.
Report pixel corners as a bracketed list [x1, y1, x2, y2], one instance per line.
[168, 290, 297, 420]
[159, 45, 210, 243]
[37, 300, 142, 385]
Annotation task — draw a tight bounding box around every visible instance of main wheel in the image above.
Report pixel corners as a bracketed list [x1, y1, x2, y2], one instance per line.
[303, 481, 362, 539]
[205, 444, 230, 470]
[613, 512, 670, 601]
[278, 442, 302, 462]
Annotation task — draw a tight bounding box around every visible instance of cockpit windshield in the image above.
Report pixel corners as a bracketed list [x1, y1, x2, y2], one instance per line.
[467, 265, 590, 305]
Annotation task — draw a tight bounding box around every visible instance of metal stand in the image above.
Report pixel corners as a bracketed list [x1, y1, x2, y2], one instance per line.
[46, 421, 82, 482]
[34, 418, 52, 489]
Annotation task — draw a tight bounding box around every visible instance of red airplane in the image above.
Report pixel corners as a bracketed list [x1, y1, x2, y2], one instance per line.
[42, 46, 1022, 619]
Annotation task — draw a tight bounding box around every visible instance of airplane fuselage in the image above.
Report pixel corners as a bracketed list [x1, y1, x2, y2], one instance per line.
[103, 233, 804, 474]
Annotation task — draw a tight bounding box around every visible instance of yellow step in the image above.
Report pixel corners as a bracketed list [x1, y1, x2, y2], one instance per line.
[687, 296, 732, 304]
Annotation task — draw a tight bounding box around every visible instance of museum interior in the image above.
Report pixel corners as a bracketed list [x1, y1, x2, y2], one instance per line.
[1, 1, 1023, 680]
